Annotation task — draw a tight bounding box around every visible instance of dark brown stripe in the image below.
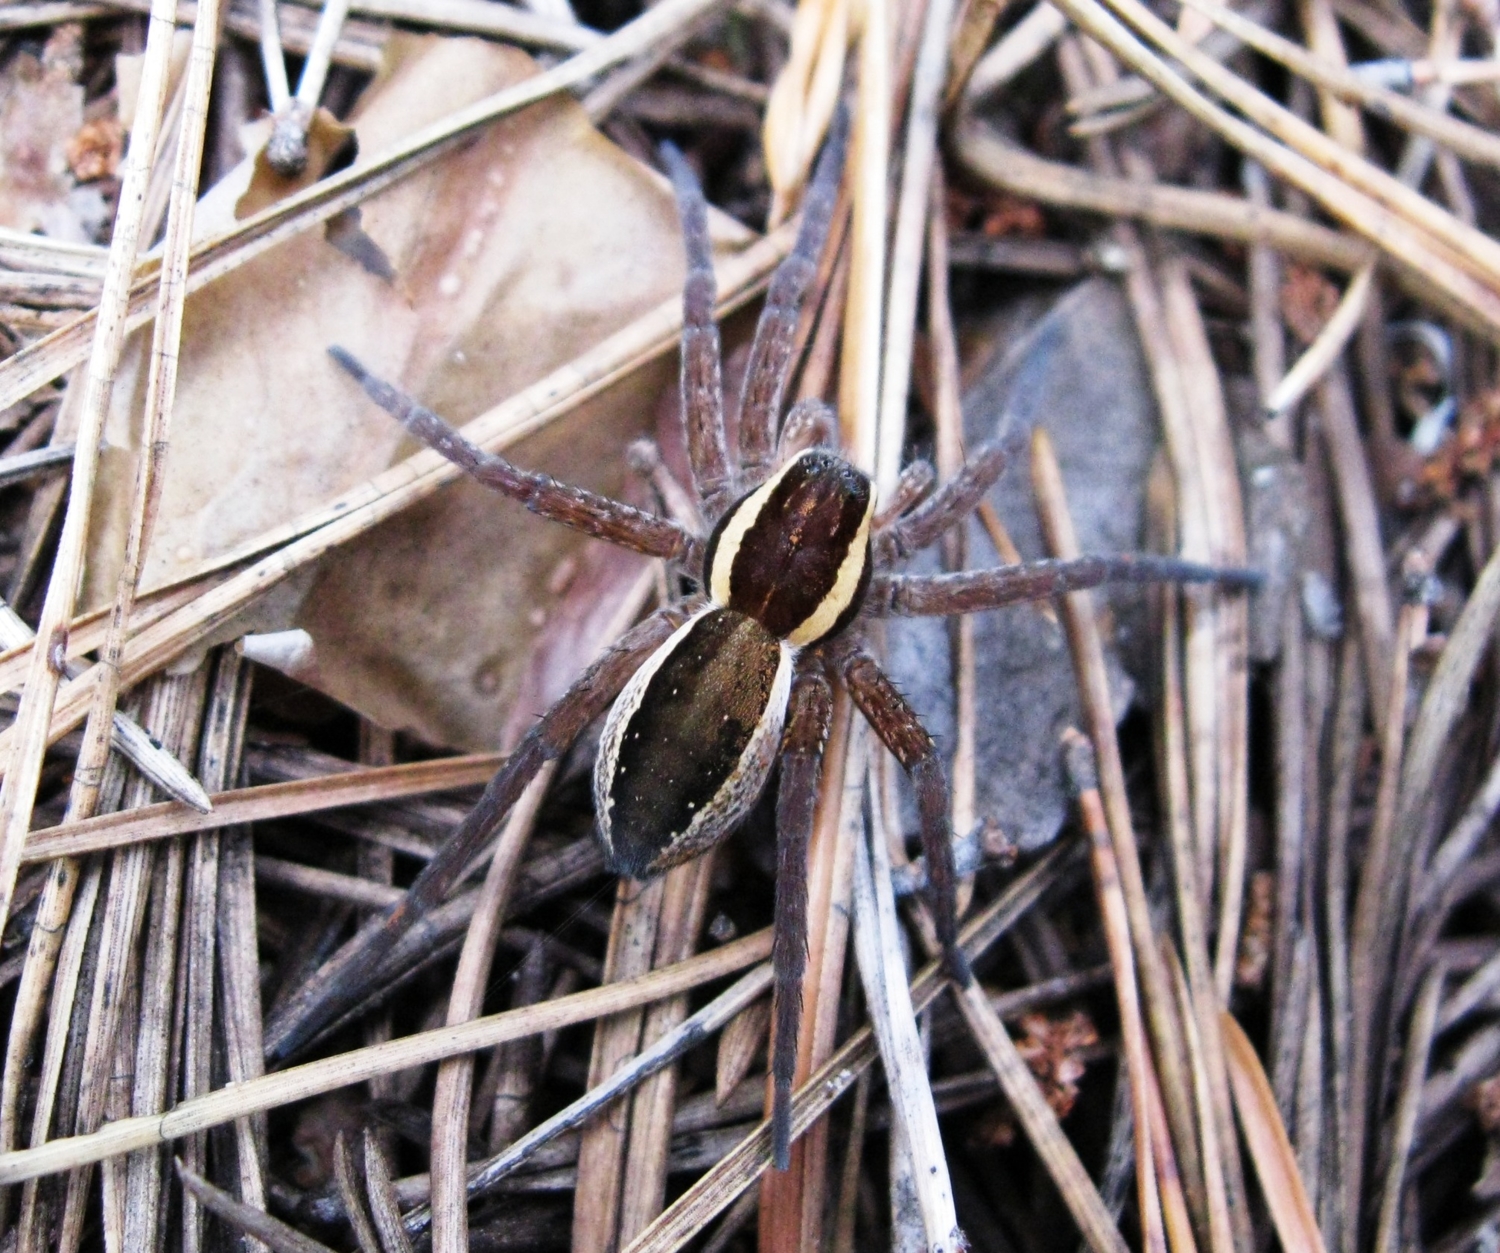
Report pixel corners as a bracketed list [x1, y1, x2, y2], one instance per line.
[726, 451, 871, 639]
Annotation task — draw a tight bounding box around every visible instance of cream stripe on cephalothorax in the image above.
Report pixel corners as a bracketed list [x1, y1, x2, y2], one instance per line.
[705, 448, 876, 646]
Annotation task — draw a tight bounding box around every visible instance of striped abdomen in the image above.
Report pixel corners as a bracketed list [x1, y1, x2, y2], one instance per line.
[594, 608, 795, 878]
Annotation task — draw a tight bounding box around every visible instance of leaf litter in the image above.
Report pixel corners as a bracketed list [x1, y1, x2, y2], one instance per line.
[0, 0, 1496, 1250]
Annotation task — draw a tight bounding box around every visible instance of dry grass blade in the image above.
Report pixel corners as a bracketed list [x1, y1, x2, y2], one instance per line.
[0, 928, 773, 1183]
[953, 118, 1373, 274]
[1030, 424, 1216, 1242]
[21, 752, 506, 863]
[0, 0, 181, 938]
[952, 980, 1129, 1253]
[850, 799, 961, 1252]
[1063, 728, 1168, 1253]
[429, 767, 552, 1253]
[1221, 1014, 1327, 1253]
[1043, 0, 1500, 337]
[175, 1162, 339, 1253]
[405, 963, 774, 1233]
[1172, 0, 1500, 170]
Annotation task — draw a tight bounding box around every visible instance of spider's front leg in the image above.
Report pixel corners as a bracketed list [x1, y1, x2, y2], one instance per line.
[328, 347, 700, 566]
[769, 665, 834, 1170]
[660, 144, 733, 519]
[264, 606, 691, 1062]
[831, 640, 973, 989]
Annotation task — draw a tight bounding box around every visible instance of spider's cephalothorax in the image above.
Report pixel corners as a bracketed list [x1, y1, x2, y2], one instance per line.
[593, 449, 875, 878]
[281, 112, 1255, 1184]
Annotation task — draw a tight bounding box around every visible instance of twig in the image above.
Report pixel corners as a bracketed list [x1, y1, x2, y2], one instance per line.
[851, 769, 961, 1252]
[1064, 729, 1168, 1253]
[1373, 965, 1446, 1253]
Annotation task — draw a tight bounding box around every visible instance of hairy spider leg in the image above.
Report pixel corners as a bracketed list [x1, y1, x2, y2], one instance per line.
[834, 642, 973, 987]
[865, 554, 1262, 618]
[265, 608, 689, 1062]
[660, 143, 732, 519]
[875, 439, 1011, 563]
[737, 110, 849, 484]
[872, 459, 938, 530]
[770, 667, 834, 1170]
[327, 346, 698, 565]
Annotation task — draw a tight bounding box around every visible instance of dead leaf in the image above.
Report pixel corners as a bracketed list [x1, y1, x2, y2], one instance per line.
[66, 113, 124, 184]
[0, 25, 98, 243]
[1235, 869, 1273, 990]
[1280, 263, 1340, 347]
[888, 279, 1153, 852]
[88, 34, 752, 754]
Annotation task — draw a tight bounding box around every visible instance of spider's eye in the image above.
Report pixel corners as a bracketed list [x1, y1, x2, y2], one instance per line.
[703, 450, 874, 645]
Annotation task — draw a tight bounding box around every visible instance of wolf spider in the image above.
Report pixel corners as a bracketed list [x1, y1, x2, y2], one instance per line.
[266, 117, 1252, 1168]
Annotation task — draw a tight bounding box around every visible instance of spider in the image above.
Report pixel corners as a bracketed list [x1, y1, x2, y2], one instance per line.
[264, 115, 1253, 1169]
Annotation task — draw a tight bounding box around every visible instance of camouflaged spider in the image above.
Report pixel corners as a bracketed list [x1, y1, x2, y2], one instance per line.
[269, 118, 1250, 1168]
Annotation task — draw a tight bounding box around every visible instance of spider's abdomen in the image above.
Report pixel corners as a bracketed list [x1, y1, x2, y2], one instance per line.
[704, 449, 875, 646]
[594, 607, 794, 878]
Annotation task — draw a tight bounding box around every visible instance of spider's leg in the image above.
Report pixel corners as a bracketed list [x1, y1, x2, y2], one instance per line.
[264, 607, 689, 1062]
[329, 348, 699, 565]
[833, 642, 972, 987]
[872, 459, 937, 530]
[874, 441, 1009, 563]
[660, 143, 733, 518]
[775, 397, 837, 463]
[770, 665, 834, 1171]
[737, 110, 848, 483]
[865, 555, 1261, 617]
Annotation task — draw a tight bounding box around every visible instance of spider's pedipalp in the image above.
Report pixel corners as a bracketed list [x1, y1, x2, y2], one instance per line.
[737, 109, 849, 482]
[775, 397, 838, 463]
[660, 143, 733, 517]
[834, 642, 972, 986]
[875, 440, 1009, 563]
[865, 554, 1262, 618]
[329, 347, 697, 564]
[771, 665, 834, 1169]
[265, 606, 689, 1062]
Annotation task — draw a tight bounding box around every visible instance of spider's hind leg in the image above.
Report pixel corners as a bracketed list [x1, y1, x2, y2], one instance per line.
[264, 606, 691, 1062]
[329, 347, 698, 564]
[770, 665, 835, 1170]
[832, 641, 973, 988]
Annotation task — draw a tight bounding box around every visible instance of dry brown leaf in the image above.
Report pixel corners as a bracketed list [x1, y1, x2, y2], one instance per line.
[1013, 1009, 1099, 1120]
[87, 34, 751, 751]
[66, 113, 124, 185]
[0, 25, 101, 243]
[1234, 868, 1273, 990]
[1280, 262, 1340, 347]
